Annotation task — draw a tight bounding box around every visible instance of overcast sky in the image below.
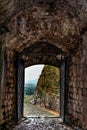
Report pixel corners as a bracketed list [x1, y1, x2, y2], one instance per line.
[25, 65, 44, 83]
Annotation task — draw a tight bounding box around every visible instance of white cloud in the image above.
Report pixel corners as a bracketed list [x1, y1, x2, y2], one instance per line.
[25, 65, 44, 83]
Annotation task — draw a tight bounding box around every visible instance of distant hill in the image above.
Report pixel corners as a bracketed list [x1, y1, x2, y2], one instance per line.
[24, 83, 36, 95]
[32, 65, 60, 112]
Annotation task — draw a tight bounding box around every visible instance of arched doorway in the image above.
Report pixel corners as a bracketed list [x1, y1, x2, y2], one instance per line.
[16, 41, 69, 122]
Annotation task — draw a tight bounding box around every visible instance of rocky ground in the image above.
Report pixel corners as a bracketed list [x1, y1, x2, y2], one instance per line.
[24, 95, 59, 117]
[13, 117, 78, 130]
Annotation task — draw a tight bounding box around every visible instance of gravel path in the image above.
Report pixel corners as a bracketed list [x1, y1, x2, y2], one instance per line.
[13, 117, 75, 130]
[24, 103, 59, 117]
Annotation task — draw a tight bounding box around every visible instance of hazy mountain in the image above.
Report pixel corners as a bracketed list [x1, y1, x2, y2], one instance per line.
[24, 79, 39, 95]
[24, 83, 36, 95]
[25, 79, 38, 85]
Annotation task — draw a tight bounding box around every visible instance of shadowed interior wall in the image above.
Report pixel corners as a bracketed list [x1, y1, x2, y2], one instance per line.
[66, 32, 87, 129]
[0, 48, 17, 129]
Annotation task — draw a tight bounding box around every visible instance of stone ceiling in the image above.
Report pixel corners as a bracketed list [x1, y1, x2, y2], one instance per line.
[0, 0, 87, 54]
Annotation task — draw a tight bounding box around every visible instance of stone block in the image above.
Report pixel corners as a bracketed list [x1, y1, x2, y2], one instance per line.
[82, 89, 87, 97]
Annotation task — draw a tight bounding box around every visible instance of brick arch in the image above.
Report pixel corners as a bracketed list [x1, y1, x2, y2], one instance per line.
[18, 41, 65, 68]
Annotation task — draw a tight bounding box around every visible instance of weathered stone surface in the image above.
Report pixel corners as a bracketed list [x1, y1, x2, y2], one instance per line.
[0, 0, 85, 53]
[0, 1, 87, 130]
[13, 117, 75, 130]
[0, 48, 17, 125]
[66, 42, 87, 129]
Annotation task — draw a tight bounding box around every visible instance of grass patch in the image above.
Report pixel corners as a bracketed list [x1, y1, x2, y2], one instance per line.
[24, 95, 32, 104]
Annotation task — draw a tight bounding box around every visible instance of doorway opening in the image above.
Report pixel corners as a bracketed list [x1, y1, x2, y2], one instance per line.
[23, 64, 60, 117]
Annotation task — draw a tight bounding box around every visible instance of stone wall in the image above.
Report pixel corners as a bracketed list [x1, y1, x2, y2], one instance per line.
[0, 43, 3, 124]
[66, 33, 87, 129]
[0, 45, 6, 129]
[0, 48, 16, 129]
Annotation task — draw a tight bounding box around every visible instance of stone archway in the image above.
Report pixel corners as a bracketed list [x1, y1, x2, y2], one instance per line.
[15, 41, 69, 122]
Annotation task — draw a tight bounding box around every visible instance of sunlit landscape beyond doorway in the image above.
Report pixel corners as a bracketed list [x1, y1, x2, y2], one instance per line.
[24, 65, 60, 117]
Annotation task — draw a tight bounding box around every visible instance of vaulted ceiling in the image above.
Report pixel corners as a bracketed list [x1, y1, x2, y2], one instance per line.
[0, 0, 87, 54]
[0, 0, 87, 25]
